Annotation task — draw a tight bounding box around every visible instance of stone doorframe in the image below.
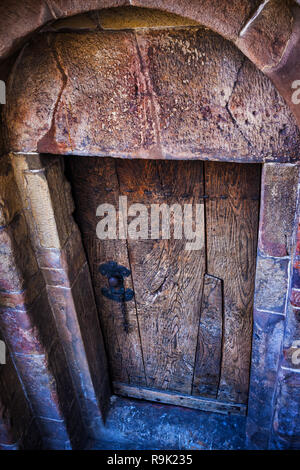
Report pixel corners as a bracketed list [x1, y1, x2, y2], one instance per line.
[1, 0, 300, 450]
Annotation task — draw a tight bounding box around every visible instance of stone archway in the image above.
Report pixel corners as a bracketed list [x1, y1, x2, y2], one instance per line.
[0, 1, 300, 450]
[1, 0, 300, 128]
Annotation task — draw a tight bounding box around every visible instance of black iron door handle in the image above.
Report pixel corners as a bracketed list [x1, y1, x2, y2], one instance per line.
[99, 261, 134, 302]
[99, 261, 134, 333]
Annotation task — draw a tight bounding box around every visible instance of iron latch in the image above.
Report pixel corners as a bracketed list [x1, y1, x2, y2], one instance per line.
[99, 261, 134, 333]
[99, 261, 134, 303]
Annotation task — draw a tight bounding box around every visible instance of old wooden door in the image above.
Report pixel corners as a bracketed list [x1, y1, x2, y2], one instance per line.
[68, 157, 260, 415]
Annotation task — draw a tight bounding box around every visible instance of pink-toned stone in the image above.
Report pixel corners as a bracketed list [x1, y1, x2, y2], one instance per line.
[255, 256, 289, 313]
[38, 227, 86, 287]
[8, 151, 109, 441]
[0, 401, 16, 447]
[13, 352, 65, 421]
[267, 5, 300, 132]
[0, 214, 40, 294]
[271, 368, 300, 449]
[290, 288, 300, 307]
[295, 221, 300, 257]
[0, 1, 300, 159]
[0, 0, 261, 63]
[0, 0, 129, 60]
[0, 348, 43, 449]
[236, 0, 294, 71]
[47, 262, 110, 424]
[258, 164, 299, 257]
[4, 30, 300, 162]
[0, 306, 44, 355]
[282, 304, 300, 369]
[0, 156, 22, 228]
[132, 0, 261, 40]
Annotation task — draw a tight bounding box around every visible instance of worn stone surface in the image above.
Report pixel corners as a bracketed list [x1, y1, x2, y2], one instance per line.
[10, 152, 110, 439]
[0, 214, 40, 297]
[236, 0, 294, 71]
[10, 155, 76, 249]
[290, 288, 300, 307]
[246, 309, 285, 449]
[258, 164, 299, 257]
[0, 347, 43, 449]
[38, 228, 86, 287]
[0, 0, 262, 62]
[0, 0, 129, 60]
[271, 369, 300, 449]
[98, 6, 200, 29]
[0, 156, 22, 228]
[0, 398, 18, 450]
[12, 352, 66, 421]
[254, 255, 289, 313]
[20, 286, 92, 447]
[292, 217, 300, 299]
[44, 12, 99, 32]
[92, 395, 247, 450]
[46, 7, 200, 32]
[0, 156, 40, 298]
[0, 156, 77, 448]
[0, 1, 300, 147]
[4, 29, 300, 161]
[268, 164, 300, 450]
[47, 264, 111, 432]
[296, 220, 300, 258]
[267, 5, 300, 132]
[282, 304, 300, 370]
[292, 267, 300, 289]
[227, 63, 300, 163]
[0, 306, 44, 355]
[132, 0, 261, 41]
[69, 263, 111, 422]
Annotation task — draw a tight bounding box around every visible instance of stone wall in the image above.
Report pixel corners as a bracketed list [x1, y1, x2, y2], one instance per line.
[247, 164, 299, 449]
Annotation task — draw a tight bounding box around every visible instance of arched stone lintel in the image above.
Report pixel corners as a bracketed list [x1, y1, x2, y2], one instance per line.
[1, 0, 300, 129]
[3, 27, 300, 161]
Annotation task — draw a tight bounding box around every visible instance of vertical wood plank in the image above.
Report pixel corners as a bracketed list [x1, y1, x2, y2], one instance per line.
[116, 159, 206, 394]
[205, 162, 260, 404]
[192, 274, 223, 398]
[67, 157, 147, 386]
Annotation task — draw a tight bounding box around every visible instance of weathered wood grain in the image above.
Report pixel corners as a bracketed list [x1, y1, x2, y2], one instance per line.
[67, 156, 147, 386]
[113, 382, 247, 416]
[192, 274, 223, 398]
[116, 159, 206, 394]
[68, 157, 259, 406]
[205, 162, 260, 404]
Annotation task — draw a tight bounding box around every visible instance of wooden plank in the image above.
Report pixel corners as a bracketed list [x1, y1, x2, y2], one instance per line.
[67, 156, 147, 386]
[116, 159, 206, 394]
[192, 274, 223, 398]
[205, 162, 260, 404]
[113, 382, 247, 416]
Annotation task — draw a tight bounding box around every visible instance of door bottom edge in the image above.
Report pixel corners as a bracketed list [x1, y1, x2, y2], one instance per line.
[113, 382, 247, 416]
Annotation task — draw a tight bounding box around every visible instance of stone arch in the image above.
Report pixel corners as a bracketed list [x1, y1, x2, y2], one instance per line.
[0, 0, 300, 129]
